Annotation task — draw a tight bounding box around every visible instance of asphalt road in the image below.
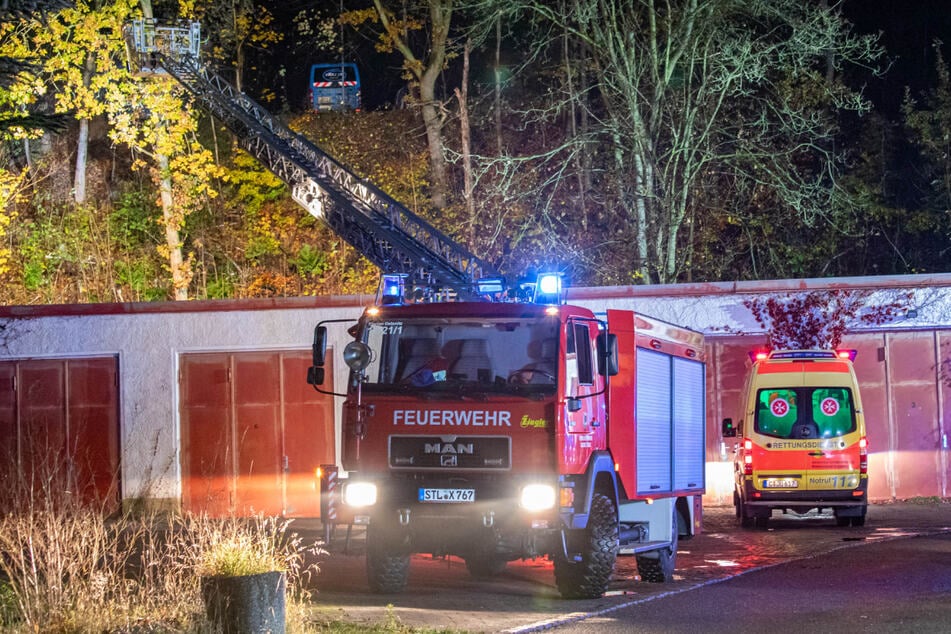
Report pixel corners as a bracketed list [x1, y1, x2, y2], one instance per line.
[303, 502, 951, 632]
[552, 533, 951, 634]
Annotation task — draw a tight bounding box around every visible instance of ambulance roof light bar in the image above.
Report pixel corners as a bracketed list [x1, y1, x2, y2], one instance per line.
[748, 349, 858, 363]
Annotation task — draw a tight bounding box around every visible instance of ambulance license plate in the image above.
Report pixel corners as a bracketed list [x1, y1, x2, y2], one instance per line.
[419, 488, 476, 503]
[763, 478, 798, 488]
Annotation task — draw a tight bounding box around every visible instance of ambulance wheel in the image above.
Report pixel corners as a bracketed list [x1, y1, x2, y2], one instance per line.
[737, 495, 753, 528]
[465, 555, 508, 579]
[850, 514, 866, 527]
[554, 492, 619, 599]
[637, 504, 678, 583]
[754, 515, 769, 529]
[366, 524, 410, 593]
[836, 515, 851, 527]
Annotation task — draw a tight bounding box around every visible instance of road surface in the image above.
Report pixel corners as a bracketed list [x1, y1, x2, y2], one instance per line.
[303, 502, 951, 632]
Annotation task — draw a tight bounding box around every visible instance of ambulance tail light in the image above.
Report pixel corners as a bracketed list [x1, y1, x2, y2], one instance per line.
[859, 436, 868, 474]
[743, 438, 754, 476]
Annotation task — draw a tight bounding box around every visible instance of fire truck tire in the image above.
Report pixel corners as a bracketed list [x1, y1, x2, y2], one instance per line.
[366, 526, 410, 594]
[636, 504, 678, 583]
[464, 556, 508, 579]
[553, 492, 619, 599]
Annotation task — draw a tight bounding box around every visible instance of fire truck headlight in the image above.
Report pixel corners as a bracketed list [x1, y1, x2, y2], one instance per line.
[343, 481, 377, 508]
[520, 484, 556, 512]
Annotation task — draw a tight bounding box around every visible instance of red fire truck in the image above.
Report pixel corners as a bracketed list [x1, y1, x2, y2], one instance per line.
[309, 274, 706, 598]
[123, 21, 706, 600]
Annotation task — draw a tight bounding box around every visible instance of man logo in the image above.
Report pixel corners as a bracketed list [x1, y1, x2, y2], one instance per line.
[424, 442, 474, 455]
[440, 454, 458, 467]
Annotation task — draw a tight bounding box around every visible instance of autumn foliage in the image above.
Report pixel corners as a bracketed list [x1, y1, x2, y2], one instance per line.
[744, 290, 912, 350]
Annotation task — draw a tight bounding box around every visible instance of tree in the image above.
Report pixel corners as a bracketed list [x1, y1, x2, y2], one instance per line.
[31, 0, 136, 203]
[744, 289, 910, 350]
[0, 0, 69, 135]
[107, 76, 224, 300]
[0, 169, 25, 277]
[343, 0, 455, 210]
[901, 40, 951, 262]
[481, 0, 882, 284]
[188, 0, 282, 96]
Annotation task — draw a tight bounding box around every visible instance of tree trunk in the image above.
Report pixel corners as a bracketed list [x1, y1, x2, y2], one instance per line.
[74, 118, 88, 204]
[455, 40, 475, 245]
[74, 54, 95, 205]
[495, 13, 503, 155]
[370, 0, 452, 209]
[562, 5, 586, 229]
[157, 154, 189, 300]
[235, 42, 244, 93]
[419, 76, 448, 210]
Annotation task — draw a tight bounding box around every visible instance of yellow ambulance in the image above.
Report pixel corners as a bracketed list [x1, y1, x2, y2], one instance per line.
[722, 349, 868, 528]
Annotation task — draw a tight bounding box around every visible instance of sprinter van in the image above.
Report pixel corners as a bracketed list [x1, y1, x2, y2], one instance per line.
[722, 349, 868, 528]
[309, 63, 361, 112]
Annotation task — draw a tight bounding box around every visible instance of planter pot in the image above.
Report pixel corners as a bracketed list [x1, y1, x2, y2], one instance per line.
[201, 570, 286, 634]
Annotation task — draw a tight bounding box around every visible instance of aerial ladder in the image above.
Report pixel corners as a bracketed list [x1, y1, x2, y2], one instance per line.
[125, 20, 499, 299]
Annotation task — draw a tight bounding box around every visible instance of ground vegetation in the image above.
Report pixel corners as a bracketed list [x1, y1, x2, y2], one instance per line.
[0, 0, 948, 304]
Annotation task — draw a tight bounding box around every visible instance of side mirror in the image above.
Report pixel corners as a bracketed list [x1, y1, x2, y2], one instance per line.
[312, 326, 328, 367]
[597, 332, 619, 376]
[307, 366, 325, 386]
[722, 417, 737, 438]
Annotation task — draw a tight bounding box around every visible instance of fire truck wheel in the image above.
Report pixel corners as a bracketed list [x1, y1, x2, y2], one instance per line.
[553, 492, 619, 599]
[366, 526, 410, 594]
[636, 504, 678, 583]
[464, 555, 508, 579]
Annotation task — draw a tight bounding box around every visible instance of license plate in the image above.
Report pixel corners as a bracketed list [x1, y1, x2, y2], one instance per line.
[418, 488, 476, 503]
[763, 478, 799, 488]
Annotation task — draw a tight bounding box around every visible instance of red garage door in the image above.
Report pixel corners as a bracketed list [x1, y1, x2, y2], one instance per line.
[180, 350, 335, 517]
[0, 357, 120, 512]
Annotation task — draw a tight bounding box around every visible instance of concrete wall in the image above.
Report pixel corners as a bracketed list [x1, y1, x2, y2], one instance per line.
[2, 273, 950, 509]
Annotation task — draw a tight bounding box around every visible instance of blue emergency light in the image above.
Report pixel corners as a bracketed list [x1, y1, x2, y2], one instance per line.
[533, 272, 566, 305]
[378, 273, 407, 305]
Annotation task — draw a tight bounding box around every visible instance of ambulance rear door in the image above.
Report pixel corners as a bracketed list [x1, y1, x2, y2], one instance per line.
[752, 382, 863, 492]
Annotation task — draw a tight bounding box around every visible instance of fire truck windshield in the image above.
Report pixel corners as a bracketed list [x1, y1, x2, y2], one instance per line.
[358, 317, 559, 393]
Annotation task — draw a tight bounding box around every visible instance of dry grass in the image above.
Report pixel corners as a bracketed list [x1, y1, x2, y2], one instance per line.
[0, 456, 325, 632]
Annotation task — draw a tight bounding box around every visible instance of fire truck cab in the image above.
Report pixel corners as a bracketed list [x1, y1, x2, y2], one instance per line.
[723, 349, 869, 528]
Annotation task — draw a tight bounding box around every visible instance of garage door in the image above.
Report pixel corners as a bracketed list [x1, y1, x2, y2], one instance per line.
[0, 357, 120, 511]
[180, 350, 335, 517]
